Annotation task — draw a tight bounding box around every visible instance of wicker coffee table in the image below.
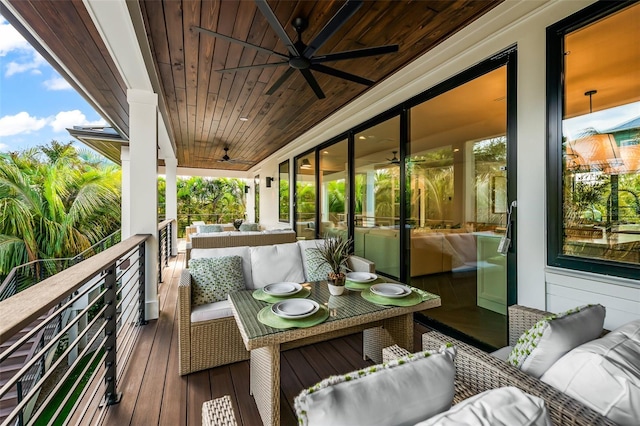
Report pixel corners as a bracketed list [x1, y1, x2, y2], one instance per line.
[228, 281, 440, 426]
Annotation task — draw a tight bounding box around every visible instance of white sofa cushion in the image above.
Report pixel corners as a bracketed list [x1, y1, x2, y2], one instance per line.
[491, 345, 513, 361]
[190, 246, 253, 288]
[415, 387, 551, 426]
[250, 242, 306, 288]
[190, 300, 234, 322]
[188, 256, 245, 305]
[541, 320, 640, 426]
[294, 346, 456, 426]
[507, 304, 605, 378]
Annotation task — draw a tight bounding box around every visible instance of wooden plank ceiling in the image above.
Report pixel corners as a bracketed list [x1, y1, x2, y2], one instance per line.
[140, 0, 502, 171]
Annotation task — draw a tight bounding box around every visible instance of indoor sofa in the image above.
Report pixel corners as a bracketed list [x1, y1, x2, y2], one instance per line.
[178, 240, 375, 375]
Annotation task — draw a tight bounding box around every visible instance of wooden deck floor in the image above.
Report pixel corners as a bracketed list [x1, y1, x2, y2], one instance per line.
[102, 252, 428, 426]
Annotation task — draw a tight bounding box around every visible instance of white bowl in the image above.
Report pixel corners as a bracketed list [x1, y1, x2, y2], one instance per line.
[370, 283, 412, 298]
[271, 299, 320, 318]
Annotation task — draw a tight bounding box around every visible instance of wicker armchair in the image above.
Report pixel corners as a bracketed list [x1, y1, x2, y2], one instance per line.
[383, 305, 615, 425]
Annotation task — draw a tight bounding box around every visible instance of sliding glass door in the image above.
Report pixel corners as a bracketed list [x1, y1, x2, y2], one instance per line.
[408, 65, 511, 348]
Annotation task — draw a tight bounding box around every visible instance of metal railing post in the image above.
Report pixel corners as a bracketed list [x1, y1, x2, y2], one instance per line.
[138, 243, 147, 325]
[102, 263, 121, 406]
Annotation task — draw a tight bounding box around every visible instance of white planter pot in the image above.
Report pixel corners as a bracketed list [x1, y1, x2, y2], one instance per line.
[328, 283, 345, 296]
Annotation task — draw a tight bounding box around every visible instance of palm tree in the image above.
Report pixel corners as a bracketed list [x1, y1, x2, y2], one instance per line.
[0, 142, 121, 278]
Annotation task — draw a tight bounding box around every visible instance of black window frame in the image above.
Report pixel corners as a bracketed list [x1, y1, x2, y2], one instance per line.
[278, 159, 290, 223]
[546, 0, 640, 280]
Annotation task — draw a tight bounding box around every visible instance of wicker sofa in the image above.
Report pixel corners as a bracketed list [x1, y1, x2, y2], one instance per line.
[186, 229, 296, 262]
[383, 305, 615, 425]
[179, 240, 375, 375]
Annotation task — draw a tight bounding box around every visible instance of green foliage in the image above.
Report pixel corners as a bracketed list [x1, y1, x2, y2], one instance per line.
[0, 141, 121, 278]
[162, 176, 246, 235]
[315, 234, 352, 278]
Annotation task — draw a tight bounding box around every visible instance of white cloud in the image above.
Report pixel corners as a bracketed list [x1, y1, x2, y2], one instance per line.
[49, 110, 105, 133]
[0, 143, 9, 152]
[0, 19, 31, 56]
[0, 112, 48, 137]
[43, 76, 72, 91]
[5, 51, 47, 77]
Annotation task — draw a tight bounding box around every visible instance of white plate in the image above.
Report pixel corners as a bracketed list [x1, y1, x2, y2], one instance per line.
[272, 299, 320, 319]
[370, 283, 412, 299]
[346, 272, 378, 283]
[263, 282, 302, 296]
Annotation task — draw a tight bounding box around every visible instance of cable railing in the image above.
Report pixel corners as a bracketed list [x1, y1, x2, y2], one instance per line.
[0, 235, 150, 426]
[0, 231, 122, 302]
[157, 219, 174, 284]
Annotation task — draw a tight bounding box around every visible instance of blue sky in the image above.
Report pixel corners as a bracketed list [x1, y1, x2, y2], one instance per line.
[0, 17, 106, 153]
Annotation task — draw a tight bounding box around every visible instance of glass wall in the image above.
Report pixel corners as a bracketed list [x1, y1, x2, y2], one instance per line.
[559, 3, 640, 270]
[354, 116, 401, 277]
[319, 139, 348, 239]
[279, 160, 290, 222]
[408, 66, 508, 348]
[295, 152, 316, 239]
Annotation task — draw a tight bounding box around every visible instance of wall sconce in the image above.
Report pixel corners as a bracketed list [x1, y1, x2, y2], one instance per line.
[244, 185, 250, 194]
[266, 177, 275, 188]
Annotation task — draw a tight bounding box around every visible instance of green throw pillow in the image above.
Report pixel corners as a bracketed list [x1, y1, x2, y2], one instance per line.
[305, 248, 333, 282]
[188, 256, 245, 306]
[197, 224, 223, 233]
[239, 223, 259, 232]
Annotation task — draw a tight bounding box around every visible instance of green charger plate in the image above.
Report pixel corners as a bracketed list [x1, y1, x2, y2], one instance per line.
[252, 286, 311, 303]
[257, 304, 329, 329]
[345, 277, 384, 291]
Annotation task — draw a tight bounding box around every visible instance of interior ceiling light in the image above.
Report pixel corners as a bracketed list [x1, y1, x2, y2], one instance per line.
[323, 151, 329, 154]
[358, 136, 366, 140]
[300, 158, 312, 169]
[239, 117, 249, 121]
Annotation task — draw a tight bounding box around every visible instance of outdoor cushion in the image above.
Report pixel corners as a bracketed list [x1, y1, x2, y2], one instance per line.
[507, 304, 605, 378]
[490, 345, 513, 361]
[415, 387, 551, 426]
[190, 300, 234, 322]
[297, 239, 325, 280]
[197, 224, 223, 233]
[250, 242, 306, 288]
[188, 256, 245, 306]
[541, 319, 640, 426]
[239, 222, 259, 232]
[304, 248, 332, 282]
[192, 221, 206, 225]
[294, 346, 456, 426]
[190, 246, 254, 288]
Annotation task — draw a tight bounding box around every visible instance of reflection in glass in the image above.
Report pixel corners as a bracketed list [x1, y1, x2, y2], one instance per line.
[354, 116, 401, 278]
[296, 153, 316, 239]
[561, 3, 640, 266]
[408, 66, 508, 348]
[319, 140, 348, 239]
[279, 160, 290, 222]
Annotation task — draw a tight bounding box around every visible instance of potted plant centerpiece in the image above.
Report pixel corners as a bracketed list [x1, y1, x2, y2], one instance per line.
[316, 234, 352, 296]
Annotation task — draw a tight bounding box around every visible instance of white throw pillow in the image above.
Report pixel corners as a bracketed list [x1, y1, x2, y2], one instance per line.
[507, 304, 605, 378]
[541, 319, 640, 426]
[415, 387, 551, 426]
[295, 346, 456, 426]
[250, 242, 306, 288]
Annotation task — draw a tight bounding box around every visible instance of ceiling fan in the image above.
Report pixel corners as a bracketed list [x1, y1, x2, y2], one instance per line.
[215, 147, 253, 165]
[192, 0, 399, 99]
[386, 151, 400, 165]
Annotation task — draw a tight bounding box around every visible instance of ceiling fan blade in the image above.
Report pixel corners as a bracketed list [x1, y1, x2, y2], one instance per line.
[192, 26, 288, 60]
[299, 69, 325, 99]
[312, 45, 399, 63]
[266, 67, 295, 95]
[303, 0, 363, 58]
[310, 64, 374, 86]
[254, 0, 300, 57]
[216, 62, 289, 73]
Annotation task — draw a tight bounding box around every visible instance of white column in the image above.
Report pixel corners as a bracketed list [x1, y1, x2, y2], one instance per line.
[164, 157, 178, 256]
[126, 89, 159, 320]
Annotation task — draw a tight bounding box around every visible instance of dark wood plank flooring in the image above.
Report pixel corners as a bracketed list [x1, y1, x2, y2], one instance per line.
[102, 252, 428, 426]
